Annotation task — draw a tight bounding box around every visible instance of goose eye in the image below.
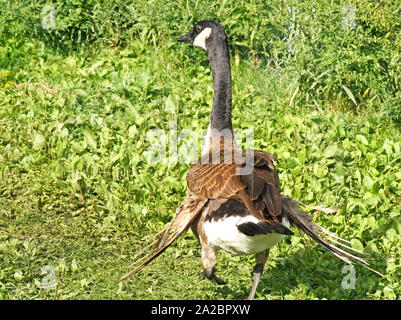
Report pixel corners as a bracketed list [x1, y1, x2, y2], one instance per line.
[196, 25, 202, 33]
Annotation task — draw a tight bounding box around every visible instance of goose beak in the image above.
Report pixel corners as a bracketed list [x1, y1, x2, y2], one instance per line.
[177, 31, 192, 43]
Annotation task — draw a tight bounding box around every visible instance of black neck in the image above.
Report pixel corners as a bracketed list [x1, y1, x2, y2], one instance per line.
[207, 36, 233, 133]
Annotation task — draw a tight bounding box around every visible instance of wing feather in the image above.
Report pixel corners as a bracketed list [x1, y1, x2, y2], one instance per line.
[119, 196, 208, 280]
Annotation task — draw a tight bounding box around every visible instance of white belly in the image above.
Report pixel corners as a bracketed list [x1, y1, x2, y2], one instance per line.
[203, 215, 290, 256]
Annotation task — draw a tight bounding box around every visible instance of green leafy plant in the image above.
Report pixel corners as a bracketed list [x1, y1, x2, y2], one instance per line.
[0, 0, 400, 300]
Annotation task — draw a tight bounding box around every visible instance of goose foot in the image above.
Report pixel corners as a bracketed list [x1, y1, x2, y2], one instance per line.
[199, 268, 226, 285]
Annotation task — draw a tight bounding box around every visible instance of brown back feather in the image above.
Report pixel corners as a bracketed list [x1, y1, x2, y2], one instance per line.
[187, 148, 283, 222]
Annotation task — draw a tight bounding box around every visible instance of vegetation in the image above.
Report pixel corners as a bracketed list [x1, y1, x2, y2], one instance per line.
[0, 0, 400, 299]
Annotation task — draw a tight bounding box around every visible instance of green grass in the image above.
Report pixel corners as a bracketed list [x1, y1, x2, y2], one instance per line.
[1, 0, 401, 300]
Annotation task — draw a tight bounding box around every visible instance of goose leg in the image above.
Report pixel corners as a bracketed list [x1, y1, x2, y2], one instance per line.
[247, 249, 269, 300]
[199, 243, 226, 285]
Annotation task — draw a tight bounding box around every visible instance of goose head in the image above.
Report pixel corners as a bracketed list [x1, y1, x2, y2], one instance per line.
[177, 20, 233, 148]
[177, 20, 227, 51]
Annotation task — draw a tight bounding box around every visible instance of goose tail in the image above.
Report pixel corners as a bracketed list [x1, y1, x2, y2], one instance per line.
[119, 197, 208, 281]
[281, 196, 384, 277]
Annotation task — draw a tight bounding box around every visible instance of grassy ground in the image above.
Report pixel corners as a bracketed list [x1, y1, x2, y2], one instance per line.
[1, 0, 401, 299]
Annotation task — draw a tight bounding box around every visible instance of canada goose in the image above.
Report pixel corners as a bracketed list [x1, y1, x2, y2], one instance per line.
[121, 20, 382, 299]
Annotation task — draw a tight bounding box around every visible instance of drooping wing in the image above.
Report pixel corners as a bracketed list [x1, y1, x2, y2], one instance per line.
[119, 196, 208, 280]
[281, 195, 384, 277]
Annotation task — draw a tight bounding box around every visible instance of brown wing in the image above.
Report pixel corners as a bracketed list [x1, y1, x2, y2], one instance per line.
[119, 196, 208, 280]
[240, 150, 282, 217]
[186, 149, 283, 222]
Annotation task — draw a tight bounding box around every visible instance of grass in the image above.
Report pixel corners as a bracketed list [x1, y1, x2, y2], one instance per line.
[1, 0, 401, 300]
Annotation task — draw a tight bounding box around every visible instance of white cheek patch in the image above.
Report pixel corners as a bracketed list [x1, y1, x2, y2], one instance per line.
[193, 27, 212, 50]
